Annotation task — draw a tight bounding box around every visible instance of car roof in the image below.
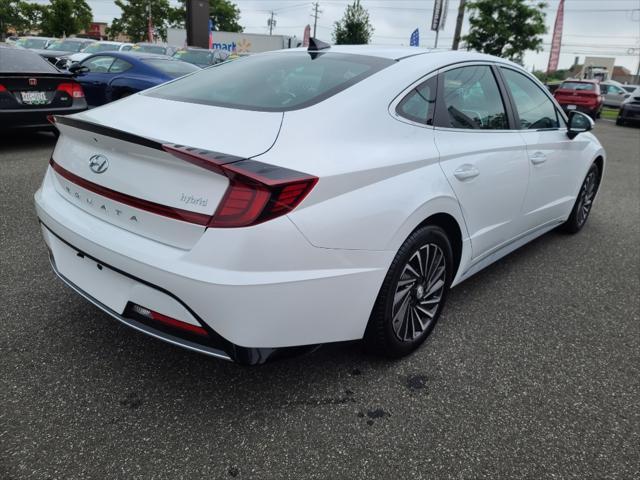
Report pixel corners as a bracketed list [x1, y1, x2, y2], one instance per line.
[55, 38, 95, 43]
[177, 47, 211, 52]
[20, 36, 57, 40]
[104, 51, 178, 61]
[269, 45, 524, 65]
[281, 45, 430, 60]
[93, 40, 126, 45]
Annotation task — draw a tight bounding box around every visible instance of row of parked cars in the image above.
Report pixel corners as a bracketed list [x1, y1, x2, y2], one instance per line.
[548, 78, 640, 125]
[1, 36, 234, 132]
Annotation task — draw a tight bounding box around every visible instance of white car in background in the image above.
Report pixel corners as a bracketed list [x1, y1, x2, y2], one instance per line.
[66, 41, 134, 64]
[36, 43, 605, 365]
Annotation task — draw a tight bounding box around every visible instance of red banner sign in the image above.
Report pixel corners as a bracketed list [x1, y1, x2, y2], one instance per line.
[547, 0, 565, 73]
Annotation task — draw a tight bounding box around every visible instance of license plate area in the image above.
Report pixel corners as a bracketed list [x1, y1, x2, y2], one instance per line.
[47, 231, 134, 314]
[20, 91, 50, 105]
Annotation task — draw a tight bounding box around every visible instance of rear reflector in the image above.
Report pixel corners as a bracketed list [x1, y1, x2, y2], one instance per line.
[163, 144, 318, 228]
[131, 304, 209, 337]
[57, 82, 84, 98]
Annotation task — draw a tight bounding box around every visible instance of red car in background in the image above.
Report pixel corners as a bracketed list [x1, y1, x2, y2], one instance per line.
[554, 80, 603, 119]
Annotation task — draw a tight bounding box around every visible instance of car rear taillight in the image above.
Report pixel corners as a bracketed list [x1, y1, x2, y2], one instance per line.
[57, 82, 84, 98]
[162, 144, 318, 228]
[0, 84, 6, 92]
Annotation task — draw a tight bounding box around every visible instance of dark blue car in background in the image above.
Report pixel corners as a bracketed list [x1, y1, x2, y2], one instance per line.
[69, 52, 200, 107]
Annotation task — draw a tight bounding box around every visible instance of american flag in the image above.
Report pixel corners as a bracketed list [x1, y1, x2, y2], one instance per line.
[410, 28, 419, 47]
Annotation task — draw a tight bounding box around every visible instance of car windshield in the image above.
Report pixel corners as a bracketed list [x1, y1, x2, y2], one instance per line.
[173, 50, 211, 65]
[135, 45, 167, 54]
[560, 82, 595, 91]
[142, 59, 200, 78]
[16, 38, 49, 49]
[145, 52, 394, 111]
[82, 43, 120, 54]
[46, 40, 88, 52]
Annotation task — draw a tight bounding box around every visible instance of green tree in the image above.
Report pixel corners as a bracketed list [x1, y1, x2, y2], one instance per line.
[17, 1, 47, 33]
[108, 0, 173, 42]
[332, 0, 373, 45]
[170, 0, 243, 33]
[463, 0, 547, 63]
[40, 0, 92, 37]
[1, 0, 20, 37]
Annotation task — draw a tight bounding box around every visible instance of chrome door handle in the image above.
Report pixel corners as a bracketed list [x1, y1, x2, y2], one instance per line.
[529, 151, 547, 165]
[453, 164, 480, 181]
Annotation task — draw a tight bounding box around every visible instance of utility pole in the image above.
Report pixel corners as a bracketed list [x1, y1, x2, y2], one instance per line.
[147, 2, 153, 42]
[267, 11, 276, 35]
[311, 2, 321, 38]
[452, 0, 466, 50]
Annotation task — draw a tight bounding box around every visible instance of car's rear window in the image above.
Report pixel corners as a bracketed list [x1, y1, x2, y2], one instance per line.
[145, 52, 394, 111]
[83, 43, 121, 54]
[0, 49, 59, 73]
[16, 38, 49, 49]
[142, 59, 200, 78]
[135, 45, 167, 54]
[560, 82, 595, 91]
[46, 40, 89, 52]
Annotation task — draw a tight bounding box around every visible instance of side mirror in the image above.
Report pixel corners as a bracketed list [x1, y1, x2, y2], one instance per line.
[567, 111, 594, 139]
[69, 64, 89, 75]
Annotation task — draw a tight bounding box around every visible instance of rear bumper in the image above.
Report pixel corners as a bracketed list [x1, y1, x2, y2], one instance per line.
[46, 243, 232, 361]
[0, 106, 86, 130]
[35, 167, 392, 362]
[559, 104, 599, 115]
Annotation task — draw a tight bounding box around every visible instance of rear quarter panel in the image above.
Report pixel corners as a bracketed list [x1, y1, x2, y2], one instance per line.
[258, 60, 469, 252]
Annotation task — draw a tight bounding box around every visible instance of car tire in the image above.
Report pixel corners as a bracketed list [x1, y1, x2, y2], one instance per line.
[364, 225, 453, 358]
[616, 118, 624, 126]
[559, 163, 600, 234]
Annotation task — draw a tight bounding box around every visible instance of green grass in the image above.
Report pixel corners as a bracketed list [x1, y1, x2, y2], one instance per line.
[601, 108, 619, 120]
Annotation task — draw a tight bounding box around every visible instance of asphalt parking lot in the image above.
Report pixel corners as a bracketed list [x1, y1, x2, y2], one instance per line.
[1, 121, 639, 479]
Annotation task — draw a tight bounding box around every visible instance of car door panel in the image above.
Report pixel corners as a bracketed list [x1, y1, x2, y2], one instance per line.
[434, 64, 530, 260]
[77, 55, 116, 107]
[437, 132, 529, 259]
[498, 67, 588, 232]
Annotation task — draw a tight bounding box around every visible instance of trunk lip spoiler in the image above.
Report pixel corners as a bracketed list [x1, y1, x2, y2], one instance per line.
[52, 115, 167, 151]
[51, 114, 247, 166]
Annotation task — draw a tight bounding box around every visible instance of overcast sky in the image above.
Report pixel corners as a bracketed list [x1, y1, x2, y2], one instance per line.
[31, 0, 640, 72]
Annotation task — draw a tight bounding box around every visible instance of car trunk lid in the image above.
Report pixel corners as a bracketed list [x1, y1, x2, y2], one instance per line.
[49, 95, 284, 249]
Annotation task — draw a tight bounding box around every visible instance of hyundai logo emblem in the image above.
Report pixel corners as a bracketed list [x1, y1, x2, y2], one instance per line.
[89, 154, 109, 174]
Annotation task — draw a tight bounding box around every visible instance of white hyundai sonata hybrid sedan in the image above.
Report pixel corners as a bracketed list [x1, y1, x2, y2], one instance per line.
[35, 42, 605, 365]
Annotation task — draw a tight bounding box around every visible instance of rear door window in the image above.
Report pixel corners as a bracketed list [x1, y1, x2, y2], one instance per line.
[436, 65, 509, 130]
[145, 52, 394, 111]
